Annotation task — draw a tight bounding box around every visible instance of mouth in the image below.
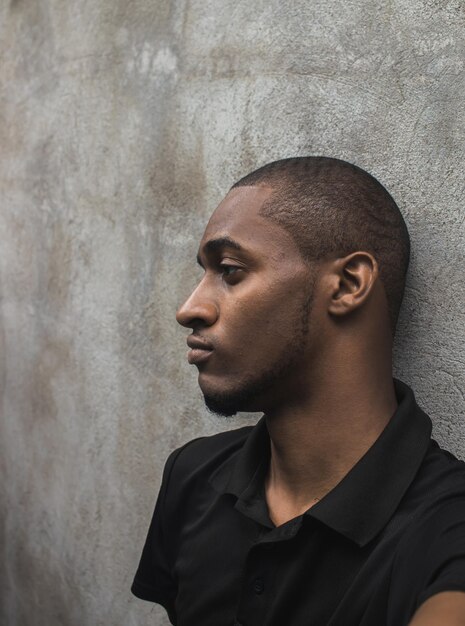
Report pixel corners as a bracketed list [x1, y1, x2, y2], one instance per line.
[186, 334, 214, 364]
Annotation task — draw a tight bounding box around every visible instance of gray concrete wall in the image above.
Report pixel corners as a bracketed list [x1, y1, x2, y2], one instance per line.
[0, 1, 463, 624]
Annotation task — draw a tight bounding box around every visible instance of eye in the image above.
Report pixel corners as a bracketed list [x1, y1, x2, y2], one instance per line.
[219, 263, 243, 282]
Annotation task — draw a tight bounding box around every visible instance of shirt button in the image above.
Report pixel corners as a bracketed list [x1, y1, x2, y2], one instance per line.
[253, 577, 264, 594]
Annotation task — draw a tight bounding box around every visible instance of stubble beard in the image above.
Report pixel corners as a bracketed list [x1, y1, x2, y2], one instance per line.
[202, 279, 316, 417]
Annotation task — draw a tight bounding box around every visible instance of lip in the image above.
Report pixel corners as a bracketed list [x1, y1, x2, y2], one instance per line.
[187, 348, 213, 364]
[186, 336, 214, 351]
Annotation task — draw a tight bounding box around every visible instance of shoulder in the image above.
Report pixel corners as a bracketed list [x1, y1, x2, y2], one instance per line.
[389, 442, 465, 565]
[405, 439, 465, 512]
[394, 458, 465, 569]
[163, 423, 254, 490]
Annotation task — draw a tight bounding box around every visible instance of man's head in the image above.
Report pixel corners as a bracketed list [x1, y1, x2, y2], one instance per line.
[176, 157, 410, 417]
[232, 157, 410, 334]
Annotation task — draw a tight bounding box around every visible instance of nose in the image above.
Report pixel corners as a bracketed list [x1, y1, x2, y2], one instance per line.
[176, 283, 219, 329]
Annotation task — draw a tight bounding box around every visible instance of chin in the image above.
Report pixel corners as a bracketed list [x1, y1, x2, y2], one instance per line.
[200, 377, 266, 418]
[204, 395, 239, 418]
[197, 353, 297, 416]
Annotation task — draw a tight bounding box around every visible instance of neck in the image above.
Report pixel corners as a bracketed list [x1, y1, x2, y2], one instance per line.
[264, 334, 397, 515]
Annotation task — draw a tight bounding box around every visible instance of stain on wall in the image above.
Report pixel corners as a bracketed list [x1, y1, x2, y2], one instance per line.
[0, 1, 464, 624]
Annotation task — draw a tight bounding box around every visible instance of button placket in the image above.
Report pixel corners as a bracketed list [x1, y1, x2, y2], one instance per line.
[253, 577, 264, 594]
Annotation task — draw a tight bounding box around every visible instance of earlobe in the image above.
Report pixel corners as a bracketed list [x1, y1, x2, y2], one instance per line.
[328, 252, 378, 318]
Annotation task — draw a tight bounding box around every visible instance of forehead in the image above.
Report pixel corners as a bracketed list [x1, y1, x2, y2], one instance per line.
[200, 185, 303, 262]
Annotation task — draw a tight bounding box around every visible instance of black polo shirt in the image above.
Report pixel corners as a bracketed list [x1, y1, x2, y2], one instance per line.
[131, 379, 465, 626]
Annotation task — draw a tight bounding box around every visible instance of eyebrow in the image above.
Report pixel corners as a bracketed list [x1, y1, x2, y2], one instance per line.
[196, 236, 245, 267]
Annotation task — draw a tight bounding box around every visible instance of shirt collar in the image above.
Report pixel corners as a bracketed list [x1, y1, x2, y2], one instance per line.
[209, 378, 433, 547]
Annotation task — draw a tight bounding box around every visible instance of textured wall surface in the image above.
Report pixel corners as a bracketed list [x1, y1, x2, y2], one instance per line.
[0, 1, 464, 624]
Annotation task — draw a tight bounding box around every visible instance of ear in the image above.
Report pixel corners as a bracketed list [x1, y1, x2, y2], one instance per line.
[327, 251, 379, 318]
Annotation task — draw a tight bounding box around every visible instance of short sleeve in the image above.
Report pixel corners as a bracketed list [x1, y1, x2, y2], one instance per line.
[388, 497, 465, 625]
[131, 447, 183, 624]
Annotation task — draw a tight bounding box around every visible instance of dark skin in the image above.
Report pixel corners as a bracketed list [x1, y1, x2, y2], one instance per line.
[176, 185, 465, 625]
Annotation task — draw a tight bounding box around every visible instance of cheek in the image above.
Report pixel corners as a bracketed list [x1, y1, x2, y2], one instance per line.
[225, 283, 305, 350]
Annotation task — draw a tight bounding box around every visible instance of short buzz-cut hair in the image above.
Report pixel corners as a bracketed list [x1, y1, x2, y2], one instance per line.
[231, 156, 410, 336]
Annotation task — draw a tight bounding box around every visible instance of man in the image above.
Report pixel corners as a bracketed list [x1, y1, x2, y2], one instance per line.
[131, 157, 465, 625]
